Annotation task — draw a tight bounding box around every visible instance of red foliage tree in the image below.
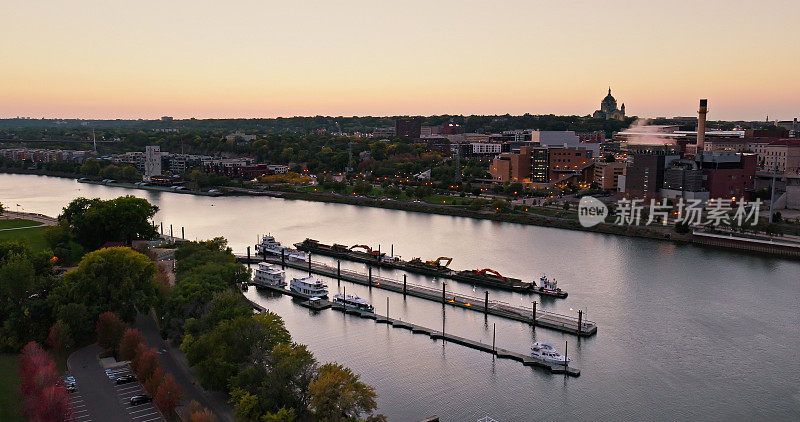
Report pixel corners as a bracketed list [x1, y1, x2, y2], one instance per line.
[18, 342, 71, 421]
[46, 320, 74, 356]
[133, 346, 159, 381]
[144, 366, 164, 396]
[155, 374, 183, 415]
[96, 312, 127, 352]
[118, 328, 146, 362]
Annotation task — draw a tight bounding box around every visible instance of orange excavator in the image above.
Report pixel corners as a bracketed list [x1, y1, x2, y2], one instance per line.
[425, 257, 453, 267]
[350, 244, 381, 256]
[473, 268, 504, 279]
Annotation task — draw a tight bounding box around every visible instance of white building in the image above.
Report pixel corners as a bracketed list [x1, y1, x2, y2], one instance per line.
[144, 146, 161, 181]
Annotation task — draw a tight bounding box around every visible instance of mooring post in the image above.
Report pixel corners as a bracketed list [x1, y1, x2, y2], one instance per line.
[532, 301, 537, 327]
[577, 310, 583, 335]
[442, 282, 446, 305]
[169, 224, 173, 239]
[377, 245, 381, 262]
[281, 249, 285, 266]
[564, 340, 569, 368]
[368, 267, 372, 286]
[307, 253, 311, 275]
[337, 260, 341, 281]
[492, 323, 496, 354]
[246, 246, 250, 263]
[484, 291, 489, 314]
[386, 297, 389, 318]
[391, 244, 394, 257]
[181, 226, 184, 240]
[160, 222, 163, 235]
[403, 274, 407, 296]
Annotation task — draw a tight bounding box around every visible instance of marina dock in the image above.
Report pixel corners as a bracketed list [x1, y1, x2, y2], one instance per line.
[237, 254, 597, 337]
[245, 283, 580, 376]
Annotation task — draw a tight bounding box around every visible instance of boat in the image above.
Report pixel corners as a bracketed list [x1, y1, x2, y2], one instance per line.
[252, 262, 286, 288]
[530, 342, 571, 364]
[452, 268, 535, 292]
[256, 235, 306, 261]
[332, 294, 375, 312]
[533, 275, 568, 298]
[289, 276, 329, 298]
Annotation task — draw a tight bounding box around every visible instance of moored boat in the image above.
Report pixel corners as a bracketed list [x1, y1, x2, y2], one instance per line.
[289, 276, 329, 298]
[533, 275, 567, 298]
[332, 294, 374, 312]
[530, 342, 571, 364]
[256, 235, 306, 261]
[252, 262, 286, 288]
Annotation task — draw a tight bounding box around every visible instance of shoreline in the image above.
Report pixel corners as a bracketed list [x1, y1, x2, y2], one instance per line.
[4, 168, 800, 260]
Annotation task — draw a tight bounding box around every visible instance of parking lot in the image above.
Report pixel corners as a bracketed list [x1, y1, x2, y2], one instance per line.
[105, 367, 164, 422]
[66, 345, 166, 422]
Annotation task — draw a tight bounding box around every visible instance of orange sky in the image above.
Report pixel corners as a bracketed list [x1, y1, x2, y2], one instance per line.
[1, 1, 798, 121]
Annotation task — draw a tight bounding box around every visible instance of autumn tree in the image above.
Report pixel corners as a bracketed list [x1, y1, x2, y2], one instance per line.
[133, 345, 159, 381]
[46, 320, 74, 355]
[143, 366, 164, 396]
[188, 401, 217, 422]
[155, 374, 183, 415]
[119, 328, 146, 361]
[96, 311, 127, 352]
[308, 363, 377, 421]
[18, 342, 71, 421]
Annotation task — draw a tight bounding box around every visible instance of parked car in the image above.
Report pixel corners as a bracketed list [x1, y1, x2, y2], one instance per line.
[130, 395, 152, 406]
[115, 375, 136, 384]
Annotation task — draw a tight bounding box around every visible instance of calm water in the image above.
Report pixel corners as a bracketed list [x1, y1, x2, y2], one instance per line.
[3, 174, 799, 421]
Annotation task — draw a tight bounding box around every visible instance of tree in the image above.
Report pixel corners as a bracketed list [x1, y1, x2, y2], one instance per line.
[155, 374, 183, 415]
[57, 196, 158, 250]
[144, 367, 164, 396]
[46, 320, 73, 356]
[308, 363, 377, 421]
[119, 328, 146, 361]
[261, 407, 296, 422]
[230, 388, 261, 422]
[79, 159, 101, 176]
[188, 401, 217, 422]
[51, 247, 157, 321]
[260, 343, 317, 413]
[133, 345, 159, 381]
[96, 312, 127, 352]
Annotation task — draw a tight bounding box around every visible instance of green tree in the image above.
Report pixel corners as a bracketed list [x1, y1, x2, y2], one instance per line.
[308, 363, 377, 421]
[261, 407, 296, 422]
[260, 343, 317, 413]
[50, 247, 158, 321]
[79, 159, 101, 176]
[57, 196, 158, 250]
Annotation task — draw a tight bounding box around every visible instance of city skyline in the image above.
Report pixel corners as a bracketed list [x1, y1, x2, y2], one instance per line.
[1, 0, 798, 121]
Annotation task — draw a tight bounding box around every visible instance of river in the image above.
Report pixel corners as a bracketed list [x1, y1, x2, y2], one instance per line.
[2, 173, 799, 421]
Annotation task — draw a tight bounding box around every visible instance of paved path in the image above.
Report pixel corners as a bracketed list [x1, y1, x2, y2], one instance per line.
[134, 314, 233, 422]
[0, 210, 57, 225]
[66, 344, 164, 422]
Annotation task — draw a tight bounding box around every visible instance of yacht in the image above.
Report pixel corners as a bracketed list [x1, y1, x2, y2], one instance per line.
[252, 262, 286, 288]
[332, 294, 374, 312]
[255, 235, 306, 261]
[289, 276, 329, 298]
[530, 342, 571, 364]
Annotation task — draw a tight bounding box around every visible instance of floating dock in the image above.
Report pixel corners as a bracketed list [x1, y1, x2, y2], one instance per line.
[238, 254, 597, 337]
[246, 283, 580, 376]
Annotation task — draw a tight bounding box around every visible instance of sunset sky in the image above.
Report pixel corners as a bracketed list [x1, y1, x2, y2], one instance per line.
[1, 0, 798, 121]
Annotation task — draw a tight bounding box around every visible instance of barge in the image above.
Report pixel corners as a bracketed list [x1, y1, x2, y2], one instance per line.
[294, 238, 558, 295]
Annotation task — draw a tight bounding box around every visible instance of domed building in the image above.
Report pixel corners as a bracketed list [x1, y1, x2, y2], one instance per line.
[593, 87, 626, 121]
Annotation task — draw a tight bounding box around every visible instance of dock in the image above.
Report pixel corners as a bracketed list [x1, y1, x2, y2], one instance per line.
[237, 254, 597, 337]
[246, 283, 580, 376]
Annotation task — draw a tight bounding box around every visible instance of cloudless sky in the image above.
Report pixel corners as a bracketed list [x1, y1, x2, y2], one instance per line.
[1, 0, 798, 120]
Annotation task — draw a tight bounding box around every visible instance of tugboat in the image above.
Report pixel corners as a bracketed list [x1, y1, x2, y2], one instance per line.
[530, 342, 571, 364]
[289, 276, 329, 298]
[252, 262, 286, 288]
[332, 294, 375, 312]
[533, 275, 568, 298]
[255, 235, 306, 261]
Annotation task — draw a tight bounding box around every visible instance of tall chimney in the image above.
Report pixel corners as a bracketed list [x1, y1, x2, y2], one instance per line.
[697, 99, 708, 153]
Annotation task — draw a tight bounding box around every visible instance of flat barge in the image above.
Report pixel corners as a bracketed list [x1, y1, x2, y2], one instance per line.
[294, 238, 558, 295]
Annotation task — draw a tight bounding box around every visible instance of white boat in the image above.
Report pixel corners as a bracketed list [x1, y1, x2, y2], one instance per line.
[255, 235, 306, 261]
[530, 342, 571, 364]
[289, 276, 329, 298]
[332, 294, 374, 312]
[252, 262, 286, 288]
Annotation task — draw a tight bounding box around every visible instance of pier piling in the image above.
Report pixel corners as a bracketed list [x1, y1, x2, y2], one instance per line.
[403, 274, 407, 296]
[577, 310, 582, 335]
[532, 301, 537, 328]
[170, 224, 173, 239]
[386, 297, 389, 318]
[247, 246, 250, 264]
[337, 260, 341, 285]
[368, 267, 372, 286]
[492, 323, 496, 354]
[181, 226, 184, 240]
[484, 291, 489, 314]
[160, 222, 163, 235]
[307, 253, 311, 275]
[442, 283, 446, 305]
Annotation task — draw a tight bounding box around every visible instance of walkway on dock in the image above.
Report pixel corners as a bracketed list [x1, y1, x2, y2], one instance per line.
[237, 254, 597, 337]
[244, 284, 580, 377]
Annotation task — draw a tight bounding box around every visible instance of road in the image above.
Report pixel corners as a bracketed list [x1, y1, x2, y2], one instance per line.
[134, 314, 233, 422]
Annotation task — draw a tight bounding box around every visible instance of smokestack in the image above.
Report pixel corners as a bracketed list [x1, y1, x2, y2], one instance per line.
[697, 99, 708, 153]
